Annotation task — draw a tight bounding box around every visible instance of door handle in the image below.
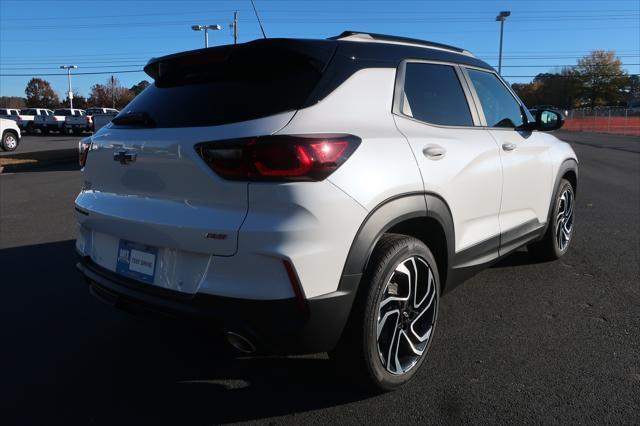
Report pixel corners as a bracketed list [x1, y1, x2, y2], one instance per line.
[423, 145, 446, 160]
[502, 143, 517, 151]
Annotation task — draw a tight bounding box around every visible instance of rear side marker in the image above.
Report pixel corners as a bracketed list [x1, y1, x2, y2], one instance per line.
[283, 260, 309, 316]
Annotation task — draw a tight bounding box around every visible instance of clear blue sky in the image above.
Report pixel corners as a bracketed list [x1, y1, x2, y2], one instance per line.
[1, 0, 638, 100]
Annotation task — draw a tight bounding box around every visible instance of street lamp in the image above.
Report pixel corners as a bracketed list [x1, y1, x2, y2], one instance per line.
[495, 11, 510, 75]
[191, 24, 222, 48]
[60, 65, 78, 108]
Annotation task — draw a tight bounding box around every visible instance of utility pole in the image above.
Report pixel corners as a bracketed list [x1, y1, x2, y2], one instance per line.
[60, 65, 78, 108]
[111, 75, 115, 109]
[232, 11, 238, 44]
[495, 11, 510, 75]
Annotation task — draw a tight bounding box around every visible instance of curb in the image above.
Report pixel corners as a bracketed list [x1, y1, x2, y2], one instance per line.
[0, 148, 78, 173]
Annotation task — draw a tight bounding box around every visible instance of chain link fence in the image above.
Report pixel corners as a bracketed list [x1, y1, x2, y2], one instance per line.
[564, 107, 640, 136]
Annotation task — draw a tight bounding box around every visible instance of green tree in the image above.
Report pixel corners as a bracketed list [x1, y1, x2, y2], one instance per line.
[532, 69, 582, 109]
[624, 75, 640, 102]
[88, 77, 135, 109]
[575, 50, 628, 108]
[62, 93, 88, 109]
[24, 78, 60, 109]
[130, 80, 150, 95]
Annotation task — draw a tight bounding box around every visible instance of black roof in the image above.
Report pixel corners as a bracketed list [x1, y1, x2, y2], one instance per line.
[145, 32, 493, 75]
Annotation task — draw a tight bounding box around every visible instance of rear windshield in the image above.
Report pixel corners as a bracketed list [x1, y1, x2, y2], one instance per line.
[54, 109, 72, 116]
[115, 42, 332, 128]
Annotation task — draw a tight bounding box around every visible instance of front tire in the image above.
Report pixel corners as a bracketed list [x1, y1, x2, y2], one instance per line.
[330, 234, 440, 392]
[528, 178, 575, 260]
[1, 130, 19, 151]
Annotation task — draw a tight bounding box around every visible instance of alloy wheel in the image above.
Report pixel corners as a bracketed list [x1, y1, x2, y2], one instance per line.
[556, 187, 574, 251]
[4, 134, 17, 150]
[376, 256, 437, 375]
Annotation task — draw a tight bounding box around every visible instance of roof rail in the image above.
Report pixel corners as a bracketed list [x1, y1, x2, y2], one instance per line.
[329, 31, 474, 57]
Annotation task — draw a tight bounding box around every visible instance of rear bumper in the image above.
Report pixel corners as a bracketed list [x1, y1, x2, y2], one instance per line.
[41, 123, 63, 130]
[66, 124, 91, 130]
[76, 255, 360, 354]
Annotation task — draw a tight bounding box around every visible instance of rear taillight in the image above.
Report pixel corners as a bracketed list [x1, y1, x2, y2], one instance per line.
[79, 139, 91, 167]
[196, 134, 360, 181]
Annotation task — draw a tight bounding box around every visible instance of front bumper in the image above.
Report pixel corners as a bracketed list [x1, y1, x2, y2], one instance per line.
[77, 256, 360, 354]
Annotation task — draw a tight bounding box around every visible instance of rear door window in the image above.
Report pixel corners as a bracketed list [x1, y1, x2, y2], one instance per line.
[401, 62, 474, 127]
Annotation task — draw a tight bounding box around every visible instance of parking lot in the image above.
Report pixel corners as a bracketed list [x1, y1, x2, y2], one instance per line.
[0, 133, 82, 157]
[1, 132, 638, 424]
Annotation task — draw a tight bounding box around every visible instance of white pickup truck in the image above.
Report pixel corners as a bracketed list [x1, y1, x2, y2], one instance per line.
[0, 108, 21, 122]
[17, 108, 54, 134]
[88, 107, 119, 133]
[34, 108, 83, 134]
[64, 109, 92, 135]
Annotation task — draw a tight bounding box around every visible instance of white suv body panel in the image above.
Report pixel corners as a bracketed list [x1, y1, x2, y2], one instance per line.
[395, 117, 503, 252]
[0, 118, 22, 138]
[489, 129, 553, 235]
[283, 68, 424, 211]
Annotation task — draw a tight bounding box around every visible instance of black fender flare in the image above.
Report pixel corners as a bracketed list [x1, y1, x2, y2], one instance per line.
[338, 191, 455, 286]
[323, 192, 455, 350]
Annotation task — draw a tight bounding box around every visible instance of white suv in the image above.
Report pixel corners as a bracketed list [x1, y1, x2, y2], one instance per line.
[75, 32, 578, 391]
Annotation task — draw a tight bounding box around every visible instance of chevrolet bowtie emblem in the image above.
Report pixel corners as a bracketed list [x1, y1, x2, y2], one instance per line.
[113, 150, 137, 165]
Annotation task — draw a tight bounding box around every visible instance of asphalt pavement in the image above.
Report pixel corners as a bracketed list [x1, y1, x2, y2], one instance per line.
[0, 133, 83, 157]
[0, 132, 638, 424]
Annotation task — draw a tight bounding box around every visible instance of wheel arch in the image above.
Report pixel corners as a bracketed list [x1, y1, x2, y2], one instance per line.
[540, 158, 578, 237]
[338, 192, 455, 294]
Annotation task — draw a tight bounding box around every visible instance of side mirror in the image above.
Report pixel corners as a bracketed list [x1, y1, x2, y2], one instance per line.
[535, 109, 564, 132]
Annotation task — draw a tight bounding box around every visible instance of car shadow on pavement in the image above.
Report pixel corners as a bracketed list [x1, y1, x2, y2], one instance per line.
[1, 240, 370, 425]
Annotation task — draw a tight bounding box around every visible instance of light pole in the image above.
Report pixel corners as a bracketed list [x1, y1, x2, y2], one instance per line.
[60, 65, 78, 108]
[191, 24, 222, 48]
[495, 11, 510, 75]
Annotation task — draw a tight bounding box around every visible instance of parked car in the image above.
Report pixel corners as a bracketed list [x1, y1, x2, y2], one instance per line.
[75, 32, 578, 391]
[34, 108, 83, 134]
[18, 108, 54, 134]
[64, 109, 91, 135]
[0, 117, 22, 151]
[0, 108, 21, 122]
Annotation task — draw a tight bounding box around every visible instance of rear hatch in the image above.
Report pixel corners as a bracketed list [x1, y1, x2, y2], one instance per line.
[77, 39, 336, 258]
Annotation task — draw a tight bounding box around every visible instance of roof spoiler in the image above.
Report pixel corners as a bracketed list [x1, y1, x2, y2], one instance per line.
[329, 31, 474, 57]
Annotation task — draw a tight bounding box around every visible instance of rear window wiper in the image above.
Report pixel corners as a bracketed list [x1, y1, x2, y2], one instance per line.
[112, 111, 156, 128]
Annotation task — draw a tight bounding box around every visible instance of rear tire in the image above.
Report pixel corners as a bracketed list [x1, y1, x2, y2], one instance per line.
[528, 178, 575, 260]
[330, 234, 440, 392]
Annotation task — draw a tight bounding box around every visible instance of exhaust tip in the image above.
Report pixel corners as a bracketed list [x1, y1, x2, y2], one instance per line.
[226, 331, 256, 354]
